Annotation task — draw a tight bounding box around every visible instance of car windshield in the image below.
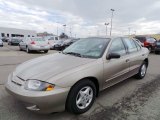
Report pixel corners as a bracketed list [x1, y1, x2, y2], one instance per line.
[56, 40, 63, 43]
[31, 38, 45, 41]
[63, 38, 110, 58]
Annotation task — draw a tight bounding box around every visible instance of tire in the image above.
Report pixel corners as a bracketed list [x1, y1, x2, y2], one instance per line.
[155, 51, 159, 54]
[26, 47, 31, 53]
[135, 61, 147, 79]
[44, 50, 48, 53]
[19, 46, 22, 51]
[66, 79, 96, 114]
[148, 46, 152, 53]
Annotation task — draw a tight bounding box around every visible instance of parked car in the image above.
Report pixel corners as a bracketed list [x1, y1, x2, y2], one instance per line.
[63, 39, 72, 47]
[8, 37, 23, 46]
[19, 37, 50, 53]
[134, 36, 156, 52]
[47, 36, 59, 49]
[155, 41, 160, 54]
[0, 39, 3, 47]
[52, 40, 65, 50]
[2, 37, 9, 42]
[5, 37, 149, 114]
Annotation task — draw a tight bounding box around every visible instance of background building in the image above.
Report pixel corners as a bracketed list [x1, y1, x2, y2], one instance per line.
[0, 27, 37, 38]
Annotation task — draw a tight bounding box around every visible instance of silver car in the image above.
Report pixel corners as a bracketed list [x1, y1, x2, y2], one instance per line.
[0, 39, 3, 47]
[5, 37, 149, 114]
[19, 37, 50, 53]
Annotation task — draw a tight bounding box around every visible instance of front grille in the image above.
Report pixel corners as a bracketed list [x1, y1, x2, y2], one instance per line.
[11, 76, 25, 86]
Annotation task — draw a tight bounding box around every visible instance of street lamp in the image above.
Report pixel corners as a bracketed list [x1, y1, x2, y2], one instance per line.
[105, 23, 109, 37]
[63, 24, 66, 34]
[110, 9, 115, 36]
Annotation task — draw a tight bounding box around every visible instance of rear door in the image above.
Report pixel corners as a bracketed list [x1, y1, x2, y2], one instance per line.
[123, 38, 144, 77]
[103, 38, 130, 89]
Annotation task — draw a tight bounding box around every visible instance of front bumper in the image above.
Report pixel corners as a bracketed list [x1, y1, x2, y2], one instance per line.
[5, 74, 70, 114]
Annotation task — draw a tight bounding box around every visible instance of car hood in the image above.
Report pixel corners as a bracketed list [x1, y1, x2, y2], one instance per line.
[15, 53, 96, 81]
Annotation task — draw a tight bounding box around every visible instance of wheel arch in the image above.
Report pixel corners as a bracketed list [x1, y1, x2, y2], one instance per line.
[144, 58, 149, 67]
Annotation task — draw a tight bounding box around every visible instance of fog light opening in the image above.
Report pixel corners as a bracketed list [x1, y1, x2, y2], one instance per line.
[26, 105, 40, 111]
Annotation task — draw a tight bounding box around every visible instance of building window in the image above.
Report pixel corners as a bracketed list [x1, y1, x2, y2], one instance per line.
[7, 34, 9, 37]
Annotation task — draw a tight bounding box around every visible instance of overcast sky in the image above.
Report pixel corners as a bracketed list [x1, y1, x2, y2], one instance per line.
[0, 0, 160, 37]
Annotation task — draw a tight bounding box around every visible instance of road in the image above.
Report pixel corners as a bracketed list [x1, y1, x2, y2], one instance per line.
[0, 43, 160, 120]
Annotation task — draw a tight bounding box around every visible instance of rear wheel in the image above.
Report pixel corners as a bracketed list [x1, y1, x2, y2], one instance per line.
[26, 47, 31, 53]
[66, 79, 96, 114]
[135, 61, 147, 79]
[19, 46, 22, 51]
[155, 51, 159, 54]
[44, 50, 48, 53]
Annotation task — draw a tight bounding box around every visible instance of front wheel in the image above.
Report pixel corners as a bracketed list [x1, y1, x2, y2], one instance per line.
[135, 61, 147, 79]
[66, 80, 96, 114]
[148, 46, 152, 53]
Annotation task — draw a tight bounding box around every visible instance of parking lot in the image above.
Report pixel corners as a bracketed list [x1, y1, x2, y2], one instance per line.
[0, 43, 160, 120]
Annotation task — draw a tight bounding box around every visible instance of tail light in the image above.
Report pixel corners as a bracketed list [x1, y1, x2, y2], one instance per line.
[144, 41, 149, 46]
[30, 41, 35, 44]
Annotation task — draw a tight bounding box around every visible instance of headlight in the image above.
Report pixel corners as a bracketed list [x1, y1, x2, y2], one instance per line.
[24, 80, 55, 91]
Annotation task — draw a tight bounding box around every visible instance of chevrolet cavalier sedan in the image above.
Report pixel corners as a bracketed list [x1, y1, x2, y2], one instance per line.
[5, 37, 149, 114]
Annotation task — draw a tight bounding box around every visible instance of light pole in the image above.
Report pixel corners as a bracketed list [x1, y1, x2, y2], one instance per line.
[57, 25, 59, 36]
[128, 27, 131, 35]
[105, 23, 109, 37]
[70, 26, 72, 38]
[110, 9, 115, 36]
[63, 24, 66, 34]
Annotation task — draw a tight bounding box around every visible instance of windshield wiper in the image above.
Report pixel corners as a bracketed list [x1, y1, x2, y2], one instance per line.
[63, 52, 83, 57]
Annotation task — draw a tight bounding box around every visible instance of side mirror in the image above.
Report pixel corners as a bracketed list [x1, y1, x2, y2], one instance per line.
[107, 53, 121, 60]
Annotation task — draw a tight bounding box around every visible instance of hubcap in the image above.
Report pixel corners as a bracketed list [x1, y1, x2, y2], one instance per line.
[141, 64, 146, 77]
[76, 86, 93, 109]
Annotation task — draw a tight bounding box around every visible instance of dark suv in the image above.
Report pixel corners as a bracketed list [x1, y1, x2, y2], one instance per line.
[134, 36, 156, 52]
[155, 41, 160, 54]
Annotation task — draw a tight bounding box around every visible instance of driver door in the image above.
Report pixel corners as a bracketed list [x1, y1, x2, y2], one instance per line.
[103, 38, 130, 89]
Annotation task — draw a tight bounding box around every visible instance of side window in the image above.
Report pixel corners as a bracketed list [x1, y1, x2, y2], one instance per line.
[134, 40, 141, 51]
[109, 38, 126, 56]
[123, 38, 138, 53]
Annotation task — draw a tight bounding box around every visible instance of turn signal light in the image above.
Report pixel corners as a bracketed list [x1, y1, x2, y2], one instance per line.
[46, 85, 54, 91]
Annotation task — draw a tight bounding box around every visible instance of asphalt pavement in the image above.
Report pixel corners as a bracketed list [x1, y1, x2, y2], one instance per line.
[0, 43, 160, 120]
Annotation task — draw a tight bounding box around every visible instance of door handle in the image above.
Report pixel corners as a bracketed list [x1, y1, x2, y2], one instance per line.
[126, 59, 130, 62]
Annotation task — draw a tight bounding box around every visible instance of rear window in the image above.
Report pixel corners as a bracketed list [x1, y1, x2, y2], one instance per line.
[156, 41, 160, 45]
[135, 37, 146, 42]
[146, 38, 156, 43]
[31, 38, 45, 41]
